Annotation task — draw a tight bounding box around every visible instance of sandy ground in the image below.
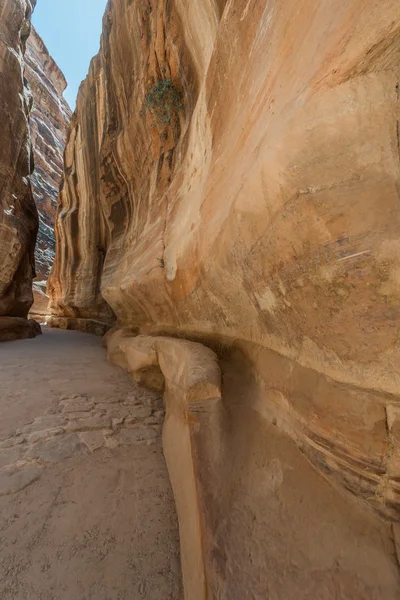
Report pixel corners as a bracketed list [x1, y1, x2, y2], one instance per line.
[0, 328, 182, 600]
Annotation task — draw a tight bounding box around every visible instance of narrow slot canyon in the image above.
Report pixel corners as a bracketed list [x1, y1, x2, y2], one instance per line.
[1, 1, 400, 599]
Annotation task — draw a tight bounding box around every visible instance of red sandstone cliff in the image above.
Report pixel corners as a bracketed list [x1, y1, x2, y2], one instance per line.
[48, 1, 400, 597]
[25, 27, 71, 315]
[0, 0, 40, 340]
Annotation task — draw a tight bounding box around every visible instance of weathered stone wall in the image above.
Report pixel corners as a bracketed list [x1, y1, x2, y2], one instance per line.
[49, 1, 400, 596]
[0, 0, 38, 331]
[25, 27, 71, 315]
[107, 329, 400, 599]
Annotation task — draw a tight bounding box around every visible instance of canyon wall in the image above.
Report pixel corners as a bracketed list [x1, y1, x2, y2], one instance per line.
[25, 27, 71, 316]
[0, 0, 40, 340]
[49, 0, 400, 596]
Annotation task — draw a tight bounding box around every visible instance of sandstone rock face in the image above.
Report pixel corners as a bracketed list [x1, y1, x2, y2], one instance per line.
[0, 0, 38, 323]
[49, 0, 400, 596]
[0, 316, 41, 342]
[107, 330, 400, 599]
[25, 27, 71, 315]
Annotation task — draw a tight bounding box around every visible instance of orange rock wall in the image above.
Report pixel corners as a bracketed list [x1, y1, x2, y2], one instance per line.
[49, 0, 400, 519]
[0, 0, 38, 319]
[25, 27, 71, 314]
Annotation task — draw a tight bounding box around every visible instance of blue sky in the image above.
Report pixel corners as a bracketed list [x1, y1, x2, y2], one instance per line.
[32, 0, 108, 109]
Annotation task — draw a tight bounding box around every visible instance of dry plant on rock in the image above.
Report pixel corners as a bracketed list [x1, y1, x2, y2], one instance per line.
[143, 79, 184, 126]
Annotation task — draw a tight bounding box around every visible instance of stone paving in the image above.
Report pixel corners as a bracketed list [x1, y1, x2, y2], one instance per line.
[0, 385, 164, 496]
[0, 328, 182, 600]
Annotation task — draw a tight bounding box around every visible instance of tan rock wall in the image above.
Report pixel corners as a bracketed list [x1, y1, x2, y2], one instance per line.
[25, 27, 71, 315]
[50, 0, 400, 385]
[0, 0, 38, 320]
[107, 331, 400, 598]
[49, 0, 400, 561]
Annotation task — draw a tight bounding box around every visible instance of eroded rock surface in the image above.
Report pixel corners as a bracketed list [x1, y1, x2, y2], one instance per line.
[48, 0, 400, 596]
[0, 316, 41, 342]
[25, 27, 71, 315]
[108, 330, 400, 599]
[49, 0, 400, 508]
[0, 0, 38, 332]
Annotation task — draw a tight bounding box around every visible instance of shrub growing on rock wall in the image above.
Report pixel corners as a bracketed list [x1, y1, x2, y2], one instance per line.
[143, 79, 183, 126]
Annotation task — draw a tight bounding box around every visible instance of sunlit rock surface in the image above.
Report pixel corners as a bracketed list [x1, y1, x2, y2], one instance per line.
[0, 0, 38, 331]
[25, 26, 71, 315]
[49, 1, 400, 597]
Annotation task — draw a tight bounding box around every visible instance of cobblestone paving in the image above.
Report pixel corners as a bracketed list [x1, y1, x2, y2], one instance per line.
[0, 328, 182, 600]
[0, 388, 165, 496]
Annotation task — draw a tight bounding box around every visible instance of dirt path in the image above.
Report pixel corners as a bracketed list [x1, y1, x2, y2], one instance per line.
[0, 328, 182, 600]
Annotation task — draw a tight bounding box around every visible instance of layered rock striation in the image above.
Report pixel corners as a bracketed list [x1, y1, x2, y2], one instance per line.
[0, 0, 39, 338]
[25, 27, 71, 315]
[49, 0, 400, 596]
[107, 329, 400, 599]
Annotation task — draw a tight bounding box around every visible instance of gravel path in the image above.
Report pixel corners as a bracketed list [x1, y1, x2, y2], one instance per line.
[0, 327, 182, 599]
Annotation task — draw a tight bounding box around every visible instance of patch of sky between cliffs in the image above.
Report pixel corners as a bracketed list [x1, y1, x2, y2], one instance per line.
[32, 0, 108, 109]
